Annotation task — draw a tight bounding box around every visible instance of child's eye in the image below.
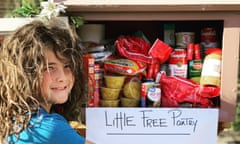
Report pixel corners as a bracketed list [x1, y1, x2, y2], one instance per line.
[43, 66, 55, 72]
[48, 66, 55, 71]
[64, 64, 71, 69]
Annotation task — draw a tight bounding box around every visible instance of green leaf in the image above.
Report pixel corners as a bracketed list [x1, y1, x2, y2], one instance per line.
[70, 16, 84, 28]
[11, 0, 41, 17]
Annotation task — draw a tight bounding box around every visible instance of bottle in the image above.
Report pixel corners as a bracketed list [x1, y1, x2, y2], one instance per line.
[200, 48, 222, 87]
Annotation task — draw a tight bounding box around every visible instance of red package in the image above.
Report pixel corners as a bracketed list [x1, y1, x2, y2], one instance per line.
[116, 37, 173, 64]
[159, 71, 220, 107]
[83, 54, 95, 107]
[146, 63, 160, 79]
[148, 39, 173, 64]
[116, 37, 155, 64]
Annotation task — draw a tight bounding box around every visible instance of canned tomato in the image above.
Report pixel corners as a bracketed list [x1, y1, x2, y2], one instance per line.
[175, 32, 195, 48]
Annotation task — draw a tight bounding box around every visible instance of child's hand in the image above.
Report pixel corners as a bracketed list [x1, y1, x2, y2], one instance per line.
[86, 140, 95, 144]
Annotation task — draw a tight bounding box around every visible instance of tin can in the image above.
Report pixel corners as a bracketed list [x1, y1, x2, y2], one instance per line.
[186, 43, 194, 61]
[201, 27, 217, 43]
[168, 49, 188, 78]
[141, 82, 154, 107]
[141, 82, 161, 107]
[175, 32, 195, 48]
[200, 28, 218, 56]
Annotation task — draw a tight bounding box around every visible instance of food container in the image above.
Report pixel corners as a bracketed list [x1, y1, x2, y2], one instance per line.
[200, 48, 222, 87]
[100, 99, 120, 107]
[101, 87, 121, 100]
[175, 32, 195, 48]
[104, 75, 125, 89]
[120, 97, 140, 107]
[168, 48, 188, 78]
[123, 79, 141, 99]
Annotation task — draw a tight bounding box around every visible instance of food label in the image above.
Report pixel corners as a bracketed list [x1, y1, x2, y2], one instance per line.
[176, 32, 195, 48]
[164, 24, 175, 47]
[147, 87, 161, 102]
[104, 59, 146, 75]
[169, 49, 188, 78]
[141, 82, 161, 107]
[188, 60, 203, 78]
[201, 59, 221, 77]
[201, 28, 217, 42]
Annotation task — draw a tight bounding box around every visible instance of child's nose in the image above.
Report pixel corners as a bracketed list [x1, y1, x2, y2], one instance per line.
[55, 69, 67, 82]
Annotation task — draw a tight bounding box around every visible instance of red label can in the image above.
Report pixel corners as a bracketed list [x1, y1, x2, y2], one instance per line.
[169, 49, 188, 78]
[201, 27, 217, 43]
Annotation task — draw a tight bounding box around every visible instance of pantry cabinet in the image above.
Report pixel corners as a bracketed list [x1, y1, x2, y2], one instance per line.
[55, 0, 240, 124]
[56, 0, 240, 122]
[57, 0, 240, 122]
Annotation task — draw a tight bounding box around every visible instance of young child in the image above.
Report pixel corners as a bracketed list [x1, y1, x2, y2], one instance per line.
[0, 18, 88, 144]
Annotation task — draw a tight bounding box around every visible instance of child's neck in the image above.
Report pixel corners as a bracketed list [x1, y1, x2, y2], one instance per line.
[40, 103, 52, 113]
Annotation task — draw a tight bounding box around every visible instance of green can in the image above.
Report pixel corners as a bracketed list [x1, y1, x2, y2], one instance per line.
[188, 59, 203, 83]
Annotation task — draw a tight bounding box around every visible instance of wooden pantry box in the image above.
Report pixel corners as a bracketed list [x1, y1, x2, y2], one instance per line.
[56, 0, 240, 125]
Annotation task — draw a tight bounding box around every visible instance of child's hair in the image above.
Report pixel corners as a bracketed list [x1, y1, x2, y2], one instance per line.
[0, 18, 87, 142]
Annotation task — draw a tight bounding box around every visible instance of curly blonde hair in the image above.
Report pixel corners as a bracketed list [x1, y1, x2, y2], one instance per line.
[0, 19, 87, 142]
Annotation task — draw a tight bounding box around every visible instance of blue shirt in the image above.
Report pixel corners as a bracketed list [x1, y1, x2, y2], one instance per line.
[8, 108, 85, 144]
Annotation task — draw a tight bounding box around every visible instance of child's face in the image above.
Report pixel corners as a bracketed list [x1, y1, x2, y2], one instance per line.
[40, 49, 74, 105]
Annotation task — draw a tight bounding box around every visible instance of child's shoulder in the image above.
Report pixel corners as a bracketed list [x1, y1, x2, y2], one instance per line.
[32, 107, 68, 126]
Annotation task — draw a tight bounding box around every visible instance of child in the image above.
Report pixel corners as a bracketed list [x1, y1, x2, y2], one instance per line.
[0, 18, 88, 144]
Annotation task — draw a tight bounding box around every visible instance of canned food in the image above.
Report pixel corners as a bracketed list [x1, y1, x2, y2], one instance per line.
[201, 27, 218, 56]
[201, 27, 217, 43]
[141, 82, 161, 107]
[169, 49, 188, 78]
[176, 32, 195, 48]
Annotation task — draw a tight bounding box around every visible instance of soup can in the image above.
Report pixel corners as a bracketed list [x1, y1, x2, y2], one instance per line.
[175, 32, 195, 48]
[168, 49, 188, 78]
[200, 27, 218, 55]
[201, 27, 217, 43]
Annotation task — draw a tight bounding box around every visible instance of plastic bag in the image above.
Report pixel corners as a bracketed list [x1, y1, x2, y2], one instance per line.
[116, 36, 172, 64]
[159, 71, 220, 107]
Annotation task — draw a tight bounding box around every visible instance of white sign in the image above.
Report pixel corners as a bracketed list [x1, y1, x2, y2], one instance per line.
[86, 108, 219, 144]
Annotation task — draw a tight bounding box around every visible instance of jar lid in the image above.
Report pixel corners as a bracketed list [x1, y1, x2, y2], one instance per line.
[205, 48, 222, 55]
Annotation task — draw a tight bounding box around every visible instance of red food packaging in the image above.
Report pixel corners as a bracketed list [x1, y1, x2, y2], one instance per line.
[83, 54, 95, 107]
[187, 43, 194, 61]
[104, 58, 147, 76]
[146, 63, 160, 80]
[194, 44, 201, 60]
[115, 36, 156, 64]
[148, 38, 173, 64]
[115, 37, 172, 64]
[93, 64, 102, 107]
[159, 71, 220, 107]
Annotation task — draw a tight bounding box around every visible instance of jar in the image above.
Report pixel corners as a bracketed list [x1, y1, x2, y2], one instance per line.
[200, 48, 222, 87]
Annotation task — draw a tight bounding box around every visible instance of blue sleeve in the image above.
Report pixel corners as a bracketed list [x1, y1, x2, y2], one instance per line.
[35, 113, 85, 144]
[8, 112, 85, 144]
[48, 120, 85, 144]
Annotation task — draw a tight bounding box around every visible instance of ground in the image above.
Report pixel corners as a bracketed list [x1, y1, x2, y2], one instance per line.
[218, 128, 240, 144]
